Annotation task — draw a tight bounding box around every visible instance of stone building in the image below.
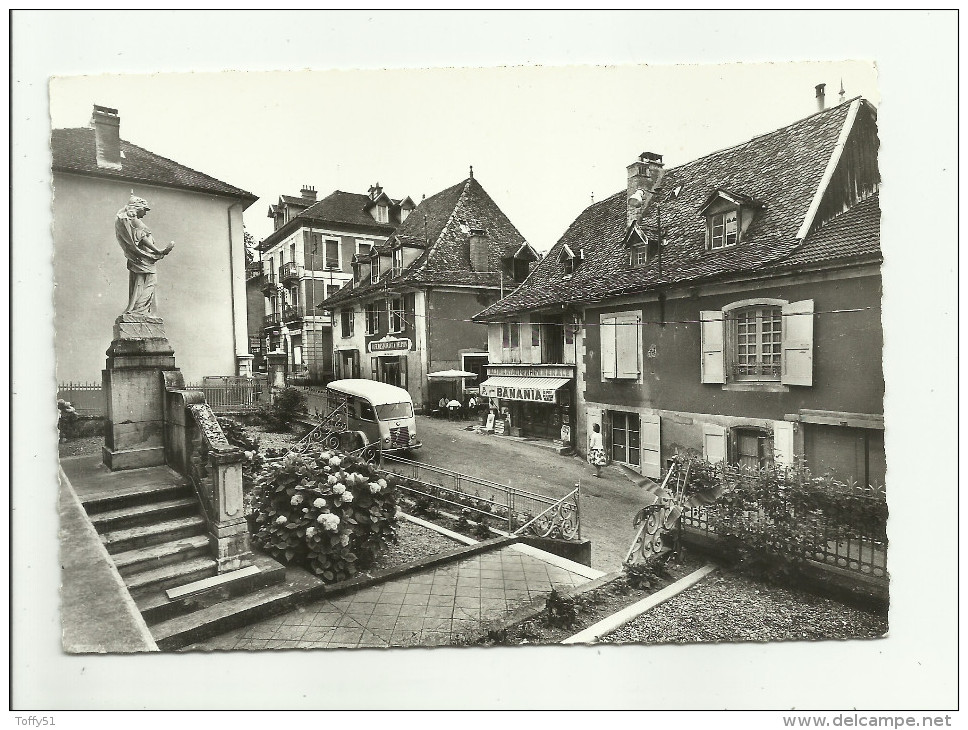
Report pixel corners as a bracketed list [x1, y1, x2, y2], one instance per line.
[320, 171, 538, 411]
[254, 184, 415, 383]
[475, 96, 884, 487]
[52, 105, 258, 383]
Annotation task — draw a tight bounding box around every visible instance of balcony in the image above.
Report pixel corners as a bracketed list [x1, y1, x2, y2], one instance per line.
[280, 262, 301, 283]
[282, 304, 306, 323]
[265, 312, 282, 328]
[245, 263, 263, 281]
[261, 271, 277, 296]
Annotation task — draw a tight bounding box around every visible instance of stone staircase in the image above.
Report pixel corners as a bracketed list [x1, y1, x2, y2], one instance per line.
[79, 476, 291, 649]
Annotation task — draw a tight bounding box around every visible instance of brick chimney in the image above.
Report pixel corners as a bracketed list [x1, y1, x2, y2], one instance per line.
[815, 83, 826, 112]
[300, 185, 317, 201]
[91, 105, 121, 170]
[368, 182, 383, 201]
[626, 152, 664, 226]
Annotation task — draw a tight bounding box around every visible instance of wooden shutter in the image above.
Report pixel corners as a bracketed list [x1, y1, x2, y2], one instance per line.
[616, 314, 641, 379]
[352, 350, 360, 378]
[600, 316, 617, 379]
[700, 310, 726, 384]
[333, 351, 341, 379]
[773, 420, 796, 466]
[781, 299, 814, 386]
[702, 423, 729, 463]
[640, 412, 661, 479]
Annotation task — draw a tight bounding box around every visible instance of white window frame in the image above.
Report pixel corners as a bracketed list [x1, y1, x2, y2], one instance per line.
[388, 295, 405, 333]
[340, 308, 355, 339]
[356, 239, 374, 257]
[370, 256, 380, 284]
[364, 301, 380, 335]
[392, 247, 404, 277]
[708, 209, 739, 250]
[730, 305, 783, 382]
[323, 238, 341, 270]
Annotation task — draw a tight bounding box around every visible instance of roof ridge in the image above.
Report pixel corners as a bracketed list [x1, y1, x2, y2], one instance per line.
[114, 136, 254, 196]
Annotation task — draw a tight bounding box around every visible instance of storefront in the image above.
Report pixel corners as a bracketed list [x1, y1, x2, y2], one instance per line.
[479, 364, 576, 446]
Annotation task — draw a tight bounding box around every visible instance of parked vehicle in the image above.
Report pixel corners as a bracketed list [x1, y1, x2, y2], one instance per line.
[324, 379, 422, 454]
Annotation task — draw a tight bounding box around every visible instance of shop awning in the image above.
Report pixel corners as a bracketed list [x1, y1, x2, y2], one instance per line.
[478, 376, 571, 404]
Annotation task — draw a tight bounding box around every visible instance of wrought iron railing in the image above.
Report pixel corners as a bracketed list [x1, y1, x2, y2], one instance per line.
[732, 363, 781, 378]
[283, 304, 306, 322]
[265, 312, 282, 327]
[679, 463, 888, 580]
[377, 454, 581, 540]
[280, 262, 301, 282]
[261, 272, 277, 294]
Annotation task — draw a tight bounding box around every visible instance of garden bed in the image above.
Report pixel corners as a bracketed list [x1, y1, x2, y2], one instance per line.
[464, 550, 708, 646]
[361, 518, 466, 575]
[600, 570, 888, 644]
[58, 435, 103, 458]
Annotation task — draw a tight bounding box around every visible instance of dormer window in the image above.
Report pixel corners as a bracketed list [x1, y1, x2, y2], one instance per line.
[558, 244, 580, 276]
[374, 204, 389, 224]
[700, 189, 759, 252]
[623, 222, 659, 268]
[709, 209, 738, 250]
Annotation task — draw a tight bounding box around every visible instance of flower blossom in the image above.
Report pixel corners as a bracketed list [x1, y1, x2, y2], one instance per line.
[317, 513, 340, 532]
[275, 515, 288, 525]
[341, 491, 354, 503]
[305, 526, 316, 538]
[368, 482, 382, 495]
[313, 497, 327, 509]
[291, 494, 304, 506]
[327, 475, 338, 486]
[332, 484, 346, 495]
[329, 456, 342, 468]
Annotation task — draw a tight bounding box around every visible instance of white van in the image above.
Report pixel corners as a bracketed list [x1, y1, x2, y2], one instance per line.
[325, 379, 422, 454]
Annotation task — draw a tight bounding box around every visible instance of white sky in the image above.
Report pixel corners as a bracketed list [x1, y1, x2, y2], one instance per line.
[50, 62, 879, 251]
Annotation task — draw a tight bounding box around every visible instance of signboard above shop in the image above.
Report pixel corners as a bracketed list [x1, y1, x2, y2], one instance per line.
[478, 375, 571, 404]
[368, 336, 413, 354]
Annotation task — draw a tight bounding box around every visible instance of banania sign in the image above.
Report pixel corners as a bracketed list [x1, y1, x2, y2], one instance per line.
[480, 383, 557, 403]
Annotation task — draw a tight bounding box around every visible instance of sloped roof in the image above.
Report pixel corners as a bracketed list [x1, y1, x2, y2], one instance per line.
[50, 128, 257, 203]
[778, 193, 880, 268]
[320, 176, 528, 307]
[475, 99, 876, 320]
[300, 190, 397, 231]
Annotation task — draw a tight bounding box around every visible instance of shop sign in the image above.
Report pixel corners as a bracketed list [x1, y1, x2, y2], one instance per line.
[368, 336, 412, 354]
[480, 383, 557, 403]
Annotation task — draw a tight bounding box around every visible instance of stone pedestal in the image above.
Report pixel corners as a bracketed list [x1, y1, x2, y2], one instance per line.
[266, 352, 287, 390]
[102, 314, 181, 471]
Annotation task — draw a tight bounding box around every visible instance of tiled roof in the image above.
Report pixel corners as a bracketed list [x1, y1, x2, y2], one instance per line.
[299, 190, 396, 231]
[320, 176, 527, 307]
[280, 194, 313, 207]
[475, 100, 873, 320]
[50, 128, 257, 202]
[777, 193, 880, 268]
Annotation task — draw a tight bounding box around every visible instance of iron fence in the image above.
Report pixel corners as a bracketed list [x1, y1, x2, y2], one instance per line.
[680, 465, 888, 580]
[57, 376, 269, 416]
[57, 381, 104, 416]
[377, 453, 581, 540]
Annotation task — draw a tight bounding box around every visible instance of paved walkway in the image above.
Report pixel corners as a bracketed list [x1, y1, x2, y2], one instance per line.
[184, 543, 594, 650]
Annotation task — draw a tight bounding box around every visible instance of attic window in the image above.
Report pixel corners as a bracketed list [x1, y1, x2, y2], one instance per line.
[374, 204, 389, 224]
[708, 209, 738, 250]
[371, 255, 380, 283]
[391, 247, 403, 277]
[558, 245, 580, 276]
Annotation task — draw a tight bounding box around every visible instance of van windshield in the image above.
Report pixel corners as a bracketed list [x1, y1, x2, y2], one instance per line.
[376, 402, 414, 421]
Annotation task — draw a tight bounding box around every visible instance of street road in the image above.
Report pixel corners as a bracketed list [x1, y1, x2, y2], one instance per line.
[300, 388, 645, 571]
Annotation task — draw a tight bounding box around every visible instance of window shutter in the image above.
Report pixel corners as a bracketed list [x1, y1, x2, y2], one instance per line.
[772, 420, 796, 467]
[781, 299, 814, 386]
[352, 350, 360, 378]
[600, 316, 617, 379]
[702, 423, 729, 463]
[640, 413, 661, 479]
[333, 351, 341, 380]
[700, 310, 726, 384]
[615, 314, 641, 379]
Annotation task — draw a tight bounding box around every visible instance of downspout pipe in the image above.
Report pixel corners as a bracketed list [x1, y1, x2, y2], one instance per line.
[227, 201, 243, 373]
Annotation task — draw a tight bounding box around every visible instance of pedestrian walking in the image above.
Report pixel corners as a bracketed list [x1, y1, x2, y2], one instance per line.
[588, 423, 606, 478]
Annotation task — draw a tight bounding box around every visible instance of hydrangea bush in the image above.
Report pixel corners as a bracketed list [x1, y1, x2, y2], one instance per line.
[251, 449, 401, 582]
[57, 399, 80, 441]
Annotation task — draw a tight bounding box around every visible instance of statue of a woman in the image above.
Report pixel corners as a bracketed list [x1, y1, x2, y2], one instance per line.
[115, 194, 174, 316]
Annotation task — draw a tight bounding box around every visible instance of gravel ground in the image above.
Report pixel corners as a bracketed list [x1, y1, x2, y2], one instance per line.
[469, 551, 709, 646]
[601, 571, 888, 644]
[361, 519, 464, 575]
[58, 436, 103, 458]
[247, 425, 306, 452]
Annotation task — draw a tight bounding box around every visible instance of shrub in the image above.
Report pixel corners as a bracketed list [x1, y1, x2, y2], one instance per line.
[474, 517, 493, 540]
[251, 448, 400, 582]
[256, 386, 307, 432]
[543, 588, 579, 628]
[623, 552, 671, 591]
[217, 416, 261, 452]
[454, 509, 473, 535]
[57, 399, 80, 441]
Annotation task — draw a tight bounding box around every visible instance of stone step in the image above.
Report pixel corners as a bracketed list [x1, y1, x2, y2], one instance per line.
[151, 565, 325, 651]
[81, 480, 194, 516]
[124, 556, 218, 596]
[89, 497, 200, 533]
[112, 535, 213, 577]
[136, 553, 288, 626]
[101, 515, 207, 555]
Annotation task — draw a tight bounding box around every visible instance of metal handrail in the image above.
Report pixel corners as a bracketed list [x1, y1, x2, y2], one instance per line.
[512, 485, 579, 535]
